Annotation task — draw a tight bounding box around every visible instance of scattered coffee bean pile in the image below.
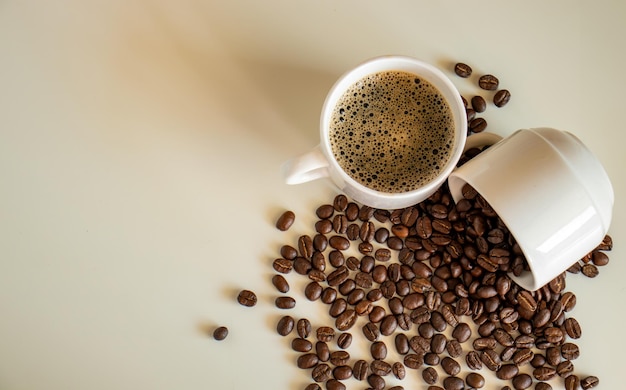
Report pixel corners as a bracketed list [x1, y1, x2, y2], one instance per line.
[268, 147, 610, 390]
[454, 62, 511, 135]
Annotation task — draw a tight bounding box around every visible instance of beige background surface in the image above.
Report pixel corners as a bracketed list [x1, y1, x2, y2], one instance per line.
[1, 1, 624, 389]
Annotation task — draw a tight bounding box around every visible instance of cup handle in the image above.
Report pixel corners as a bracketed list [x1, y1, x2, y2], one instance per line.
[282, 145, 330, 185]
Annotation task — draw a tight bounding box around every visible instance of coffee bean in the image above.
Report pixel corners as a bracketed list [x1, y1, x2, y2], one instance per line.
[325, 379, 346, 390]
[275, 296, 296, 309]
[329, 235, 350, 251]
[403, 353, 424, 369]
[370, 360, 392, 376]
[316, 341, 330, 362]
[362, 322, 380, 342]
[297, 353, 319, 369]
[422, 366, 438, 384]
[389, 361, 405, 380]
[564, 317, 582, 339]
[213, 326, 228, 340]
[304, 384, 321, 390]
[333, 365, 353, 381]
[380, 315, 398, 336]
[443, 376, 465, 390]
[311, 363, 332, 382]
[237, 289, 257, 307]
[345, 202, 359, 221]
[564, 374, 581, 390]
[368, 340, 387, 360]
[465, 373, 485, 388]
[271, 274, 289, 293]
[276, 210, 295, 231]
[276, 315, 294, 336]
[478, 74, 499, 90]
[494, 89, 511, 107]
[496, 364, 519, 380]
[582, 263, 599, 278]
[561, 342, 580, 360]
[336, 332, 352, 349]
[561, 291, 577, 312]
[335, 309, 357, 331]
[481, 349, 501, 371]
[512, 373, 533, 390]
[431, 333, 448, 354]
[353, 359, 369, 380]
[535, 383, 553, 390]
[292, 338, 313, 352]
[466, 350, 483, 370]
[367, 374, 385, 390]
[441, 357, 461, 376]
[473, 337, 496, 351]
[581, 375, 599, 389]
[556, 360, 574, 377]
[455, 63, 473, 78]
[327, 266, 349, 286]
[471, 95, 487, 113]
[304, 281, 322, 301]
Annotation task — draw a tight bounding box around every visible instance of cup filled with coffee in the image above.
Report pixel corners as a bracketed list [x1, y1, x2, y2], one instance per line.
[283, 56, 468, 209]
[448, 128, 614, 290]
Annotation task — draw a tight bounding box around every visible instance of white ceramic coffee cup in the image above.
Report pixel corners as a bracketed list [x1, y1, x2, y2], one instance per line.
[283, 56, 467, 209]
[448, 128, 614, 291]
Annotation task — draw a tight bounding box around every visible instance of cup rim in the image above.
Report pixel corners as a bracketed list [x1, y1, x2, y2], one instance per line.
[319, 55, 467, 207]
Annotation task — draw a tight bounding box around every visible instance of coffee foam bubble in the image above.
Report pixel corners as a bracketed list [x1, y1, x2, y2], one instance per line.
[329, 71, 456, 193]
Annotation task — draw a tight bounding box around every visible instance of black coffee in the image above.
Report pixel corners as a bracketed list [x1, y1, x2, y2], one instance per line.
[329, 71, 456, 193]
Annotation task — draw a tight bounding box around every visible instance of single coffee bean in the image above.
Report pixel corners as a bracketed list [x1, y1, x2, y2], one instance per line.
[494, 89, 511, 107]
[473, 337, 496, 351]
[441, 357, 461, 376]
[511, 373, 533, 390]
[392, 362, 406, 380]
[316, 341, 330, 362]
[271, 274, 289, 293]
[371, 341, 388, 360]
[512, 348, 533, 366]
[337, 332, 352, 349]
[370, 360, 392, 376]
[292, 338, 313, 352]
[581, 375, 599, 389]
[471, 95, 487, 113]
[313, 234, 328, 252]
[517, 290, 538, 312]
[403, 353, 424, 369]
[535, 383, 553, 390]
[345, 202, 359, 221]
[363, 322, 380, 342]
[424, 352, 440, 366]
[556, 360, 574, 377]
[447, 339, 463, 358]
[213, 326, 228, 341]
[380, 315, 398, 336]
[466, 350, 483, 370]
[395, 333, 410, 355]
[369, 306, 386, 323]
[544, 327, 564, 344]
[564, 374, 581, 390]
[561, 342, 580, 360]
[465, 372, 485, 388]
[237, 289, 257, 307]
[333, 365, 353, 381]
[469, 117, 487, 133]
[275, 296, 296, 309]
[564, 317, 582, 339]
[481, 349, 501, 371]
[273, 258, 293, 274]
[533, 366, 557, 381]
[316, 326, 334, 342]
[335, 309, 357, 331]
[296, 318, 311, 338]
[496, 364, 519, 380]
[327, 266, 349, 286]
[330, 350, 350, 366]
[455, 63, 473, 78]
[367, 374, 385, 390]
[325, 379, 346, 390]
[276, 210, 295, 231]
[280, 245, 298, 260]
[582, 263, 599, 277]
[312, 363, 332, 382]
[297, 353, 319, 369]
[298, 235, 314, 259]
[304, 384, 321, 390]
[478, 74, 499, 90]
[293, 257, 312, 275]
[305, 281, 323, 301]
[561, 291, 577, 311]
[452, 322, 472, 343]
[329, 235, 350, 250]
[276, 315, 294, 336]
[443, 376, 465, 390]
[353, 359, 369, 380]
[422, 366, 438, 384]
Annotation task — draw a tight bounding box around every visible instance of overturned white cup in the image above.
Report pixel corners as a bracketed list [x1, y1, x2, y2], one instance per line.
[448, 128, 614, 291]
[283, 56, 467, 209]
